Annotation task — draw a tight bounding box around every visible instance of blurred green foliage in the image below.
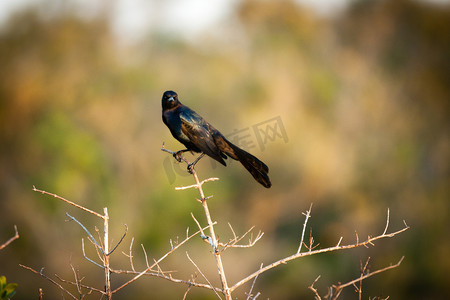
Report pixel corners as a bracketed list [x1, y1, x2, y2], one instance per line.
[0, 0, 449, 299]
[0, 276, 17, 300]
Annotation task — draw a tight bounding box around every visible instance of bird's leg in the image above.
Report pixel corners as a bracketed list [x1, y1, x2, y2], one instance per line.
[187, 153, 205, 174]
[173, 149, 189, 162]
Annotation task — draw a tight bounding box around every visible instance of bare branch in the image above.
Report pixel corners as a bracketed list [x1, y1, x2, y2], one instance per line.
[186, 252, 222, 299]
[309, 275, 322, 300]
[0, 225, 19, 250]
[20, 265, 80, 300]
[111, 223, 211, 294]
[66, 213, 103, 254]
[246, 263, 263, 300]
[111, 267, 223, 293]
[102, 207, 112, 299]
[141, 244, 150, 268]
[191, 213, 207, 239]
[175, 177, 220, 191]
[162, 145, 231, 299]
[297, 203, 313, 254]
[218, 226, 264, 252]
[81, 238, 103, 268]
[70, 264, 83, 297]
[107, 224, 128, 255]
[183, 284, 193, 300]
[333, 256, 405, 293]
[54, 274, 102, 295]
[33, 186, 104, 219]
[229, 210, 409, 293]
[383, 208, 390, 235]
[122, 237, 136, 272]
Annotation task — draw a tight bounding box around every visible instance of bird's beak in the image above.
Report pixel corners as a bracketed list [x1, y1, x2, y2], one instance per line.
[168, 96, 174, 102]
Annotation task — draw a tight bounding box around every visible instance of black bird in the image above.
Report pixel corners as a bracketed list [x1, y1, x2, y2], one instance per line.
[162, 90, 271, 188]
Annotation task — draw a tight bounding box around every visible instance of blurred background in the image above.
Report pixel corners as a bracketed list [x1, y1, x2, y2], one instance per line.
[0, 0, 449, 299]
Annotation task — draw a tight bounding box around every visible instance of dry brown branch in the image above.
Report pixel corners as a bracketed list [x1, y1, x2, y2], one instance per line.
[229, 208, 409, 293]
[81, 238, 103, 268]
[309, 275, 322, 300]
[33, 186, 104, 219]
[217, 225, 264, 253]
[334, 256, 404, 296]
[67, 213, 103, 252]
[186, 252, 223, 299]
[124, 237, 136, 272]
[187, 159, 230, 297]
[111, 222, 215, 294]
[70, 264, 83, 297]
[32, 188, 130, 299]
[108, 224, 128, 255]
[183, 284, 193, 300]
[161, 145, 409, 298]
[20, 265, 79, 300]
[32, 182, 226, 298]
[246, 263, 263, 300]
[0, 225, 19, 250]
[162, 144, 231, 298]
[297, 204, 313, 254]
[175, 177, 220, 191]
[309, 256, 404, 299]
[54, 273, 101, 296]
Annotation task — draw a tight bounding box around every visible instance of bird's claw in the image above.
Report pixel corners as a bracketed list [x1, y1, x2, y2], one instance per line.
[187, 163, 194, 174]
[173, 151, 183, 162]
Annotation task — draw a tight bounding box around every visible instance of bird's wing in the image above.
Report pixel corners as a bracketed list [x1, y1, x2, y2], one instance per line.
[179, 109, 227, 165]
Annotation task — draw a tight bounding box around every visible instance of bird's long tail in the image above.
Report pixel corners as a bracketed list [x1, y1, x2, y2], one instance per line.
[227, 141, 271, 188]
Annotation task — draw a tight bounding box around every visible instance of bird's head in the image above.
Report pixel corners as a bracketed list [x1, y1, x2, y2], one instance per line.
[162, 90, 179, 109]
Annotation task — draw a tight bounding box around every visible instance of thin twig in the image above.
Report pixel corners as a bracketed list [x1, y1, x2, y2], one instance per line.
[111, 268, 223, 292]
[55, 274, 102, 295]
[111, 223, 212, 294]
[383, 209, 390, 235]
[141, 244, 150, 268]
[246, 263, 263, 300]
[20, 265, 80, 300]
[33, 186, 104, 219]
[126, 237, 136, 272]
[334, 256, 404, 293]
[298, 204, 313, 254]
[186, 252, 223, 299]
[183, 284, 193, 300]
[309, 275, 322, 300]
[175, 177, 220, 190]
[66, 213, 103, 253]
[218, 226, 264, 251]
[191, 213, 207, 238]
[230, 211, 409, 293]
[81, 238, 103, 268]
[108, 224, 128, 255]
[0, 225, 19, 250]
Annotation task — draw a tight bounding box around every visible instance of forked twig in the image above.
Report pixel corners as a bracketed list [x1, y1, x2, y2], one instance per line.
[20, 265, 79, 300]
[162, 144, 231, 299]
[229, 208, 409, 293]
[309, 256, 405, 299]
[186, 252, 223, 299]
[334, 256, 404, 293]
[246, 263, 263, 300]
[0, 225, 19, 250]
